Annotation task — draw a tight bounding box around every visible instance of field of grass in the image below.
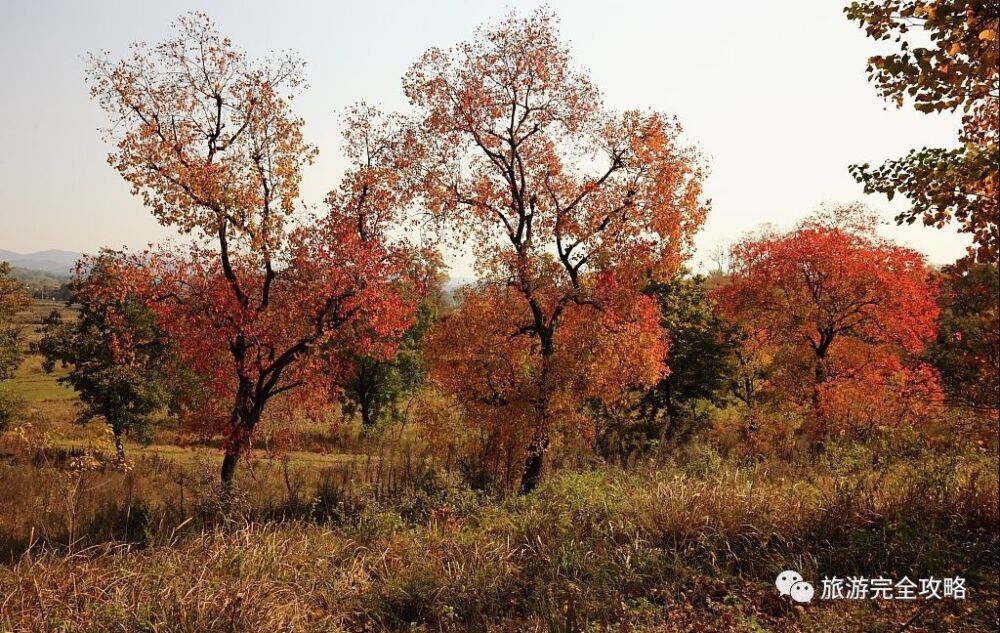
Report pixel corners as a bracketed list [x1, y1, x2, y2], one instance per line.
[0, 457, 997, 632]
[9, 354, 76, 403]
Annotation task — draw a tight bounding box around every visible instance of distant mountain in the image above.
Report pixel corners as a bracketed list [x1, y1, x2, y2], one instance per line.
[0, 249, 81, 275]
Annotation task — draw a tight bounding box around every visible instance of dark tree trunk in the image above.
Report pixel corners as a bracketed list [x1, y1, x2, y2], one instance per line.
[745, 404, 759, 438]
[663, 376, 676, 419]
[360, 398, 374, 430]
[356, 360, 380, 431]
[519, 326, 554, 496]
[662, 377, 680, 441]
[220, 386, 262, 494]
[220, 451, 240, 492]
[811, 360, 825, 411]
[518, 430, 549, 495]
[808, 354, 829, 447]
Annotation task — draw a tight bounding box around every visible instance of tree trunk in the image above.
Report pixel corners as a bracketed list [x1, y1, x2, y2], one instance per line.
[520, 310, 554, 496]
[220, 391, 261, 494]
[662, 377, 679, 441]
[360, 398, 374, 430]
[220, 450, 240, 493]
[808, 356, 828, 446]
[811, 360, 825, 411]
[518, 429, 549, 495]
[112, 431, 126, 462]
[745, 404, 759, 438]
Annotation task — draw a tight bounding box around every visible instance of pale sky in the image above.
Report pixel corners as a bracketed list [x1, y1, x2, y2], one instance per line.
[0, 0, 972, 276]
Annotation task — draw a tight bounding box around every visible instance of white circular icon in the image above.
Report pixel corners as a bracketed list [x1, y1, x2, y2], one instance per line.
[775, 570, 803, 596]
[789, 580, 815, 603]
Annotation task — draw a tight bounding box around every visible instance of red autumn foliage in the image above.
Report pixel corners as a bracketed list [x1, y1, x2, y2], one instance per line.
[715, 204, 942, 439]
[87, 13, 421, 487]
[817, 348, 944, 437]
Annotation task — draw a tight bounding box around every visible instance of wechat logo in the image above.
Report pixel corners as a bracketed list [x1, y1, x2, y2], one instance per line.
[776, 570, 815, 603]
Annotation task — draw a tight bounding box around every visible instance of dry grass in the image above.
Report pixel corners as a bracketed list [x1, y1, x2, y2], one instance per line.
[0, 452, 996, 632]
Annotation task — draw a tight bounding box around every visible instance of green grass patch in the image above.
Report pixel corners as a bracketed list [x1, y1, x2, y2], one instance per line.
[9, 359, 76, 402]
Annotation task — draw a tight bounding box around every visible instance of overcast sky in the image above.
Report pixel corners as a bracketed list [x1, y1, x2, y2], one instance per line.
[0, 0, 972, 276]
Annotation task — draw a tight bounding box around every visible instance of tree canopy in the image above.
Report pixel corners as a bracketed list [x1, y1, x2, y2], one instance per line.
[846, 0, 999, 264]
[403, 9, 708, 492]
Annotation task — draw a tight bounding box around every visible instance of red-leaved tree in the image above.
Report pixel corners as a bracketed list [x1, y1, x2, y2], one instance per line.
[87, 14, 420, 489]
[716, 204, 940, 440]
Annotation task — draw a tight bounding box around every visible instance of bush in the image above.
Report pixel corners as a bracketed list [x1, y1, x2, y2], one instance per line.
[0, 388, 25, 434]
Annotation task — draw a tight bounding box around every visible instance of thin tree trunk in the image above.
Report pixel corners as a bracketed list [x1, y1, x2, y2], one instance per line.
[360, 399, 374, 430]
[809, 356, 828, 446]
[662, 377, 679, 442]
[220, 390, 260, 494]
[518, 429, 549, 495]
[519, 329, 554, 495]
[811, 361, 825, 411]
[112, 430, 126, 462]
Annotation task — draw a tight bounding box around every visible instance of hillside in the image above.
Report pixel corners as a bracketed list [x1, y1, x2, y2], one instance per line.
[0, 249, 81, 275]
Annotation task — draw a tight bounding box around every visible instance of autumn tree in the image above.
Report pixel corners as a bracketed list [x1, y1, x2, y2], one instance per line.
[715, 205, 940, 440]
[38, 251, 172, 459]
[719, 317, 777, 437]
[591, 272, 733, 462]
[88, 15, 419, 489]
[426, 281, 667, 488]
[405, 10, 707, 492]
[846, 0, 999, 263]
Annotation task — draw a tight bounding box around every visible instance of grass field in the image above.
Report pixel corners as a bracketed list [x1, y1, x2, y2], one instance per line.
[10, 354, 76, 402]
[1, 459, 997, 632]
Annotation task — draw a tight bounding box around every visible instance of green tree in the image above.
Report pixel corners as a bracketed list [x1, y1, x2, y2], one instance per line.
[642, 273, 730, 430]
[340, 303, 434, 431]
[927, 262, 999, 411]
[339, 254, 446, 431]
[0, 261, 30, 431]
[38, 254, 170, 459]
[592, 273, 731, 463]
[846, 0, 998, 264]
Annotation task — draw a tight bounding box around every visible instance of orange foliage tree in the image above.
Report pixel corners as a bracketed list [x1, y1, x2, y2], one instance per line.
[425, 281, 667, 491]
[715, 205, 941, 440]
[845, 0, 998, 265]
[87, 14, 420, 489]
[406, 10, 708, 492]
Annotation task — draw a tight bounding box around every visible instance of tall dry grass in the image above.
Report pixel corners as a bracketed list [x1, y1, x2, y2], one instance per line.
[1, 450, 996, 632]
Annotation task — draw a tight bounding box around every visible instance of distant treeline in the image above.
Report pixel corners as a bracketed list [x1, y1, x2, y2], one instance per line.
[7, 266, 70, 301]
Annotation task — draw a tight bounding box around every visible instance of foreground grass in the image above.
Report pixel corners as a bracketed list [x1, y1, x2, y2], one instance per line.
[2, 455, 997, 632]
